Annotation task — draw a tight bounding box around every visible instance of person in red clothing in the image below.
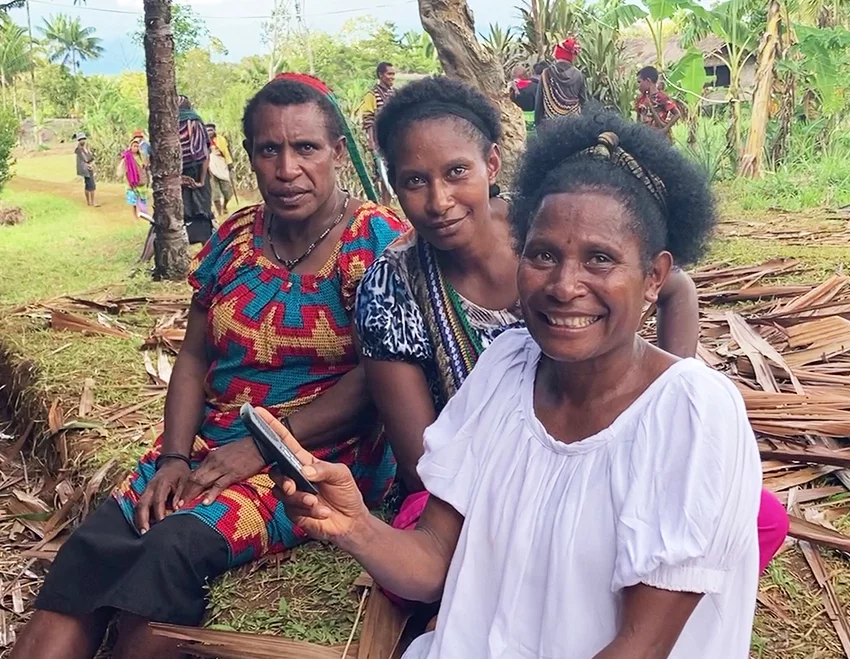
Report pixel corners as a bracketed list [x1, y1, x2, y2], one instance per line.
[636, 66, 681, 140]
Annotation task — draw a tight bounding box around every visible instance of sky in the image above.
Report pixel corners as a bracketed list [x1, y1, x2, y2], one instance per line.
[10, 0, 522, 75]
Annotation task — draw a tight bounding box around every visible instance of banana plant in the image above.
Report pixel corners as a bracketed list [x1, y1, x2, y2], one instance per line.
[615, 0, 708, 68]
[681, 0, 761, 163]
[667, 49, 713, 144]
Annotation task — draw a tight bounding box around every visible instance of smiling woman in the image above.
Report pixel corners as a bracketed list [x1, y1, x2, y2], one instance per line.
[11, 74, 407, 659]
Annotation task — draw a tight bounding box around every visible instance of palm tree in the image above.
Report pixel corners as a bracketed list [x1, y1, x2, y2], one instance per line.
[39, 14, 103, 75]
[0, 15, 34, 110]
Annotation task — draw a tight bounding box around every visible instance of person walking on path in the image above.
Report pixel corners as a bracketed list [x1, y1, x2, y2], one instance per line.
[636, 66, 681, 141]
[74, 132, 99, 207]
[178, 95, 214, 245]
[117, 137, 151, 220]
[360, 61, 396, 205]
[205, 123, 235, 217]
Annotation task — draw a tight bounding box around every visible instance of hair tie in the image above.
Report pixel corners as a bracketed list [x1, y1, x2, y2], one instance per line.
[576, 130, 668, 216]
[398, 101, 495, 144]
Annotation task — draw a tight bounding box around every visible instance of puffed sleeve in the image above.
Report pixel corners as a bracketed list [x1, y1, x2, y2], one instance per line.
[354, 257, 432, 363]
[417, 329, 532, 516]
[612, 363, 761, 594]
[188, 208, 255, 308]
[339, 203, 407, 312]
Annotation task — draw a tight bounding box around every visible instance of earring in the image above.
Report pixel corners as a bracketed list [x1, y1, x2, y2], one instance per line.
[488, 183, 501, 198]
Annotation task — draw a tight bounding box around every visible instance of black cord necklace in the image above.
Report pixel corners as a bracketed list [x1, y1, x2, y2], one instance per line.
[267, 190, 351, 270]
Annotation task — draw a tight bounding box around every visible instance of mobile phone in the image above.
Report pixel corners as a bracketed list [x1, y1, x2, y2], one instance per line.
[240, 403, 319, 495]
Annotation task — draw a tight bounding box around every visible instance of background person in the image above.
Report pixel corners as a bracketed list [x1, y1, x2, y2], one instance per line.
[360, 61, 396, 205]
[535, 37, 587, 126]
[636, 66, 681, 140]
[273, 112, 761, 659]
[74, 132, 98, 207]
[12, 74, 407, 659]
[206, 122, 235, 216]
[116, 136, 150, 220]
[178, 95, 214, 244]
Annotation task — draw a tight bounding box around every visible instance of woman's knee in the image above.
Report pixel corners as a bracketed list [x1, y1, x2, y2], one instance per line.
[757, 489, 789, 573]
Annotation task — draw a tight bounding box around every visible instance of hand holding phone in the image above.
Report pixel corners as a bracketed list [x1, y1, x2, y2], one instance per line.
[240, 403, 319, 495]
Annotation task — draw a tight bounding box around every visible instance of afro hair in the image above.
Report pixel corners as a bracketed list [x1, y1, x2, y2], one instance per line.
[510, 109, 715, 266]
[375, 76, 502, 181]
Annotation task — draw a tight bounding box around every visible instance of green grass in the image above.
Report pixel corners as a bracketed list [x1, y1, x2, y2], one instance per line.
[0, 188, 151, 305]
[13, 151, 79, 184]
[206, 543, 364, 644]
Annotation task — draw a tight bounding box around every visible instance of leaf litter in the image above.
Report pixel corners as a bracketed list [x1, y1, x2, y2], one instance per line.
[6, 269, 850, 655]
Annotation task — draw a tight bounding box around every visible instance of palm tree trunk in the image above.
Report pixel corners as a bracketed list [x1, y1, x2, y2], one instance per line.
[143, 0, 189, 280]
[740, 0, 781, 178]
[418, 0, 525, 183]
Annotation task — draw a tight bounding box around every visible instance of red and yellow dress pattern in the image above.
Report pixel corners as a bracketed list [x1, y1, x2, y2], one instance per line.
[113, 201, 407, 566]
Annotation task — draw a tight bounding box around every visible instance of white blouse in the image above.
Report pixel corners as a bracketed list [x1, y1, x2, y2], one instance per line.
[404, 329, 761, 659]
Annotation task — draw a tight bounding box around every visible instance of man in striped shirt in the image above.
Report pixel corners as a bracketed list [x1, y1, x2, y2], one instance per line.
[360, 62, 396, 205]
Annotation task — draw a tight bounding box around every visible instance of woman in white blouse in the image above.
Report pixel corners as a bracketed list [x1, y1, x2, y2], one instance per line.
[268, 111, 761, 659]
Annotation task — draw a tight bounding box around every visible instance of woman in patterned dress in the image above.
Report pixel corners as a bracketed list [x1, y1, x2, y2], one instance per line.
[353, 77, 787, 575]
[13, 74, 406, 659]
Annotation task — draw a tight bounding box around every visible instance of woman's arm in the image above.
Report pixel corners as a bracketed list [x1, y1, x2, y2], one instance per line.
[135, 301, 210, 530]
[266, 408, 463, 602]
[362, 357, 437, 492]
[287, 362, 378, 451]
[656, 268, 699, 359]
[160, 301, 210, 457]
[592, 584, 702, 659]
[180, 335, 378, 504]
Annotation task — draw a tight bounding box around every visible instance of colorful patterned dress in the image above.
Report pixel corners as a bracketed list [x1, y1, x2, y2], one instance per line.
[114, 201, 406, 567]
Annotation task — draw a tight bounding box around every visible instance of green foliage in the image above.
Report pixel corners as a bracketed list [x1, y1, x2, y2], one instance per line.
[577, 23, 635, 114]
[793, 25, 850, 115]
[676, 116, 731, 182]
[0, 105, 16, 192]
[35, 63, 80, 117]
[133, 2, 210, 56]
[39, 14, 103, 76]
[0, 16, 33, 87]
[481, 23, 523, 71]
[80, 75, 147, 179]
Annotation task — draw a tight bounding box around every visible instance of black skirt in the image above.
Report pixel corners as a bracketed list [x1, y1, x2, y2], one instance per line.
[181, 160, 213, 222]
[35, 498, 229, 625]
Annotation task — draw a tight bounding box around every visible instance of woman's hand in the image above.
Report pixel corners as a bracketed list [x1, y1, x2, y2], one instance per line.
[179, 437, 266, 506]
[134, 459, 191, 533]
[259, 408, 370, 543]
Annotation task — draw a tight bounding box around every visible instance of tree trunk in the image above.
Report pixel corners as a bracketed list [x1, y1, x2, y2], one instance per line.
[143, 0, 189, 281]
[739, 0, 781, 178]
[418, 0, 526, 184]
[770, 8, 796, 167]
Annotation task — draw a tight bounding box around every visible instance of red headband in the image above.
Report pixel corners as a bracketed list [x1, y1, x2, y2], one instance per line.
[553, 38, 579, 62]
[273, 72, 332, 96]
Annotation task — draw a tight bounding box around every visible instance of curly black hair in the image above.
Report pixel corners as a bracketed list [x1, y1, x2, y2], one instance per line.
[510, 110, 715, 266]
[375, 76, 502, 181]
[242, 78, 344, 151]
